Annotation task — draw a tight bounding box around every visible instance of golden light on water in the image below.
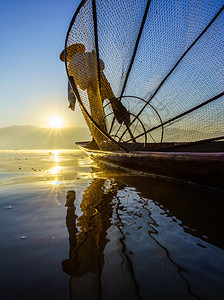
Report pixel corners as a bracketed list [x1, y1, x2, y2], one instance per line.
[53, 150, 60, 162]
[51, 180, 63, 186]
[47, 151, 62, 186]
[48, 116, 64, 128]
[50, 165, 61, 174]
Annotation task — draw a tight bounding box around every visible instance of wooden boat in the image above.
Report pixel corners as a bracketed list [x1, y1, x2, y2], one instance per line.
[62, 0, 224, 192]
[77, 141, 224, 192]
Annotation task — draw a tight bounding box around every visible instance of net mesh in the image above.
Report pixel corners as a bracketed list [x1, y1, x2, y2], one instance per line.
[65, 0, 224, 152]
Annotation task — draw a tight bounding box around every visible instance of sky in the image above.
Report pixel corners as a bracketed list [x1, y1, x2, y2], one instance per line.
[0, 0, 223, 141]
[0, 0, 86, 128]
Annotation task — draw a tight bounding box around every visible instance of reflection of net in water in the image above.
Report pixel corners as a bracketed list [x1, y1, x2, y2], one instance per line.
[64, 0, 224, 152]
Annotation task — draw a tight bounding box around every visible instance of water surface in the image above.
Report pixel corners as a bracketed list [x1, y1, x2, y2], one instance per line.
[0, 150, 224, 300]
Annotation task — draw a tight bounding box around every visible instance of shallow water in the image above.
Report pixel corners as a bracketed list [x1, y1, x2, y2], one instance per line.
[0, 150, 224, 300]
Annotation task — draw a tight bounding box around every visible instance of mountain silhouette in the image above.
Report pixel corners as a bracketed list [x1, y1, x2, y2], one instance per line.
[0, 126, 91, 149]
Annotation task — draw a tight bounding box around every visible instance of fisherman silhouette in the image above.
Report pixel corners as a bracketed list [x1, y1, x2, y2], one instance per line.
[60, 43, 130, 130]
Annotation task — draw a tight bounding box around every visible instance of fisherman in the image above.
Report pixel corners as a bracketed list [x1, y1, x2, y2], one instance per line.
[60, 43, 130, 129]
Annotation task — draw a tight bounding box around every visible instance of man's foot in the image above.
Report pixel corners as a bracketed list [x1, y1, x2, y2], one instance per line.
[87, 139, 99, 149]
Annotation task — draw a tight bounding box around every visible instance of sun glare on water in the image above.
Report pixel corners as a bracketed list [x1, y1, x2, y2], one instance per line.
[48, 116, 64, 128]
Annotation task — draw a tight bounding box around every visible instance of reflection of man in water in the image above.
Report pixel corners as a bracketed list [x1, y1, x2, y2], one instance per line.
[62, 180, 114, 299]
[60, 43, 130, 132]
[62, 191, 78, 276]
[62, 180, 141, 300]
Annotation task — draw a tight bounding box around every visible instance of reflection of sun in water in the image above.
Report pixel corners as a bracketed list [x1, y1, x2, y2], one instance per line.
[48, 116, 64, 128]
[47, 151, 62, 185]
[53, 150, 60, 162]
[45, 150, 65, 205]
[52, 180, 63, 186]
[50, 166, 61, 174]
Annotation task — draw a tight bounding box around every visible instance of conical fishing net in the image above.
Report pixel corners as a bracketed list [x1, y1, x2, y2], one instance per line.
[64, 0, 224, 152]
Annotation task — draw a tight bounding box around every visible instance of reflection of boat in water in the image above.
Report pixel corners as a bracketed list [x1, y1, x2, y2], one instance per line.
[115, 175, 224, 250]
[62, 174, 224, 299]
[62, 0, 224, 192]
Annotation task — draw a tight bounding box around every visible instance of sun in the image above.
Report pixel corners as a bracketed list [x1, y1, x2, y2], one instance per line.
[48, 116, 64, 128]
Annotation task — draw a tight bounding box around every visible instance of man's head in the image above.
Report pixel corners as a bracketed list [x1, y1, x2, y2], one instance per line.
[60, 43, 85, 62]
[65, 190, 76, 207]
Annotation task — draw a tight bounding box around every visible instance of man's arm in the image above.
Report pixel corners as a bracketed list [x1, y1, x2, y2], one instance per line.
[110, 97, 130, 127]
[68, 82, 76, 111]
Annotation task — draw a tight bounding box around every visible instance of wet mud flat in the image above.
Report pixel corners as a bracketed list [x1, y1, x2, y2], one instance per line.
[0, 150, 224, 300]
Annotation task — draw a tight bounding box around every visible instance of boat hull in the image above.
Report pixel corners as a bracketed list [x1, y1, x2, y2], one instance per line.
[77, 142, 224, 192]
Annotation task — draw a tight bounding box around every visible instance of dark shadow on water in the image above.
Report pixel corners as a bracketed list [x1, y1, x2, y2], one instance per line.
[62, 174, 224, 299]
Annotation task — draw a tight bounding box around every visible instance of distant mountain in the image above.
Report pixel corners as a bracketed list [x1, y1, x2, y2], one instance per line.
[0, 125, 91, 149]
